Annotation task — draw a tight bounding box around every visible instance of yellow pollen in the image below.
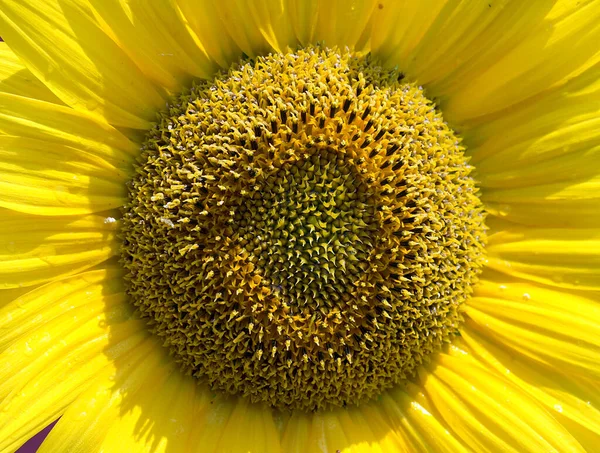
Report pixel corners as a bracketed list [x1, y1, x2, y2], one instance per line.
[120, 47, 487, 411]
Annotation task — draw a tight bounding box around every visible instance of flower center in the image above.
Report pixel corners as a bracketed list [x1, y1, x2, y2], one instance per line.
[120, 47, 486, 411]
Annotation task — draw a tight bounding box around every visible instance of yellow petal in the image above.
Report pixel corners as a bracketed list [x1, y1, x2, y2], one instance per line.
[370, 2, 555, 101]
[0, 285, 32, 309]
[380, 387, 469, 453]
[204, 399, 281, 453]
[466, 306, 600, 379]
[0, 211, 119, 289]
[443, 0, 600, 122]
[467, 64, 600, 186]
[459, 327, 600, 449]
[0, 0, 165, 129]
[281, 408, 387, 453]
[176, 0, 243, 68]
[483, 172, 600, 229]
[0, 92, 138, 161]
[188, 395, 237, 452]
[355, 401, 419, 453]
[485, 197, 600, 229]
[99, 363, 198, 453]
[288, 0, 319, 46]
[419, 2, 552, 91]
[0, 41, 60, 102]
[282, 410, 351, 453]
[204, 0, 282, 57]
[213, 0, 298, 56]
[88, 0, 216, 90]
[36, 337, 166, 453]
[312, 0, 378, 49]
[479, 145, 600, 191]
[419, 366, 520, 452]
[0, 266, 116, 346]
[484, 175, 600, 206]
[466, 274, 600, 379]
[485, 218, 600, 290]
[0, 135, 128, 215]
[281, 388, 468, 453]
[0, 268, 147, 453]
[188, 395, 280, 453]
[368, 0, 447, 69]
[421, 352, 585, 452]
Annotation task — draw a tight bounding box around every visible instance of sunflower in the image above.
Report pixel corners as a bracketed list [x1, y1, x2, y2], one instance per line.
[1, 1, 599, 452]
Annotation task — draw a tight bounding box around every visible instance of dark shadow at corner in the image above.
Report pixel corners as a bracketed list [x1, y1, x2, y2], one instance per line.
[15, 420, 58, 453]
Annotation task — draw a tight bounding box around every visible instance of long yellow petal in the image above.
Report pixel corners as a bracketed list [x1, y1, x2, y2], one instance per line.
[471, 177, 600, 207]
[0, 212, 119, 289]
[190, 396, 280, 453]
[459, 328, 600, 450]
[89, 0, 216, 90]
[213, 0, 298, 57]
[203, 398, 281, 453]
[98, 362, 198, 453]
[312, 0, 378, 49]
[281, 388, 468, 453]
[484, 197, 600, 229]
[0, 41, 60, 102]
[444, 0, 600, 122]
[421, 352, 585, 452]
[419, 366, 521, 452]
[288, 0, 319, 46]
[485, 218, 600, 290]
[35, 337, 165, 453]
[465, 307, 600, 380]
[0, 135, 128, 215]
[412, 1, 551, 92]
[479, 145, 600, 191]
[381, 388, 470, 453]
[369, 2, 553, 101]
[466, 274, 600, 379]
[345, 405, 415, 453]
[0, 267, 114, 345]
[282, 408, 385, 453]
[467, 63, 600, 184]
[483, 172, 600, 229]
[0, 268, 147, 453]
[368, 0, 447, 69]
[176, 0, 242, 68]
[0, 0, 165, 129]
[0, 92, 138, 164]
[40, 338, 197, 453]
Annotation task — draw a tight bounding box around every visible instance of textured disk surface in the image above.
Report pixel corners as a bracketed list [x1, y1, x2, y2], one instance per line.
[121, 47, 487, 411]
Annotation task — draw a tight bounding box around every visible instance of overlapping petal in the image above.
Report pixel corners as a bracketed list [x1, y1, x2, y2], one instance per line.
[37, 338, 195, 453]
[0, 0, 165, 128]
[484, 218, 600, 291]
[0, 135, 128, 216]
[190, 397, 281, 453]
[420, 351, 585, 452]
[442, 0, 600, 122]
[0, 41, 60, 103]
[466, 273, 600, 379]
[0, 211, 118, 289]
[89, 0, 216, 90]
[460, 329, 600, 451]
[0, 267, 148, 453]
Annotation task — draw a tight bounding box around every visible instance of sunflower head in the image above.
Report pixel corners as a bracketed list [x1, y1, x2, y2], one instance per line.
[3, 0, 600, 451]
[120, 46, 486, 411]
